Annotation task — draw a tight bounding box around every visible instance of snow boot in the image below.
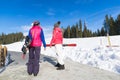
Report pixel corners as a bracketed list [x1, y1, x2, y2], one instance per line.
[55, 63, 60, 67]
[28, 73, 32, 75]
[34, 74, 37, 76]
[56, 65, 65, 70]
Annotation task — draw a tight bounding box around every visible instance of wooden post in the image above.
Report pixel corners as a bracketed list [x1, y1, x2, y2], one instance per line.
[107, 33, 111, 47]
[1, 48, 4, 66]
[4, 46, 7, 58]
[0, 45, 2, 67]
[0, 45, 7, 67]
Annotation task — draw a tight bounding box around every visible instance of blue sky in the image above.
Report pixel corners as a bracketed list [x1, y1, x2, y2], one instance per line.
[0, 0, 120, 37]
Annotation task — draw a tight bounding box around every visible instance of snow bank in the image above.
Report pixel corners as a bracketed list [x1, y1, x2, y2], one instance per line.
[4, 35, 120, 74]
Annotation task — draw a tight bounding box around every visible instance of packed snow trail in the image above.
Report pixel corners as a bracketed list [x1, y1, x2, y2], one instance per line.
[0, 51, 120, 80]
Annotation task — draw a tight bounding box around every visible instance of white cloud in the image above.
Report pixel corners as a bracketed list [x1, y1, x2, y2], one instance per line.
[21, 25, 31, 31]
[69, 10, 80, 16]
[46, 8, 55, 16]
[20, 25, 32, 36]
[42, 26, 53, 39]
[20, 25, 53, 39]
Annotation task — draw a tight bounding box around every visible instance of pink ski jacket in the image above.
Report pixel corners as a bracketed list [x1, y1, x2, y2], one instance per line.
[50, 27, 63, 46]
[28, 26, 46, 47]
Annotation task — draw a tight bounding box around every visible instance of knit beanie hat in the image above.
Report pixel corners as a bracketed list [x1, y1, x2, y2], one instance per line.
[33, 21, 40, 26]
[54, 21, 61, 27]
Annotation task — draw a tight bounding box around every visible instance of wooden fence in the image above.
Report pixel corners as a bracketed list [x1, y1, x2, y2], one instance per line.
[0, 45, 7, 67]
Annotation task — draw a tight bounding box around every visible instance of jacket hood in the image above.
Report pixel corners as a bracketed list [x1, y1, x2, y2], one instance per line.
[54, 27, 61, 31]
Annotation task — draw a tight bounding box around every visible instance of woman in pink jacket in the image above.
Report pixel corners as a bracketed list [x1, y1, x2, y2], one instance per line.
[50, 21, 65, 70]
[28, 21, 46, 76]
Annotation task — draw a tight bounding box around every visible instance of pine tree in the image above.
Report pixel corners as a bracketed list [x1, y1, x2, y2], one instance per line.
[63, 26, 71, 38]
[100, 27, 105, 36]
[0, 32, 24, 44]
[63, 29, 67, 38]
[76, 23, 79, 38]
[115, 14, 120, 35]
[83, 22, 87, 37]
[87, 30, 92, 37]
[61, 26, 65, 36]
[78, 20, 82, 38]
[109, 16, 116, 35]
[67, 26, 71, 38]
[70, 25, 76, 38]
[92, 31, 97, 37]
[97, 29, 101, 36]
[104, 15, 110, 35]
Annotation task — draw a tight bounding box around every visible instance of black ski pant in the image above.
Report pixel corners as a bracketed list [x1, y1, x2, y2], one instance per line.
[27, 46, 41, 75]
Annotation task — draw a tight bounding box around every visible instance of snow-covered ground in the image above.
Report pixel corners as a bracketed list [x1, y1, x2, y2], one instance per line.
[4, 35, 120, 74]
